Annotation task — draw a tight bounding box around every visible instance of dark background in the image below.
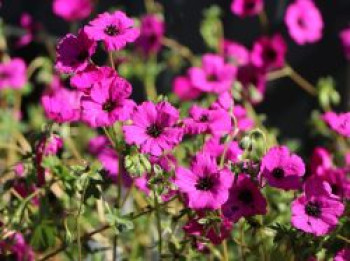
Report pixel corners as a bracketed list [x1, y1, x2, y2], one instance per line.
[1, 0, 350, 149]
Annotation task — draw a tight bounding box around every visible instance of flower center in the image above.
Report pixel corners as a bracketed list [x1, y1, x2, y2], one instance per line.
[146, 124, 163, 138]
[102, 99, 116, 112]
[331, 184, 339, 195]
[263, 48, 277, 62]
[200, 114, 209, 122]
[104, 25, 119, 36]
[297, 18, 306, 28]
[244, 1, 255, 10]
[305, 201, 321, 218]
[272, 167, 284, 179]
[237, 189, 253, 204]
[76, 50, 89, 62]
[195, 176, 215, 191]
[207, 74, 218, 82]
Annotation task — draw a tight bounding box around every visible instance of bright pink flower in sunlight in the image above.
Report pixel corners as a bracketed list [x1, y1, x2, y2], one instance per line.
[85, 11, 140, 51]
[323, 111, 350, 138]
[231, 0, 263, 17]
[221, 39, 250, 66]
[0, 58, 26, 89]
[53, 0, 93, 21]
[285, 0, 323, 45]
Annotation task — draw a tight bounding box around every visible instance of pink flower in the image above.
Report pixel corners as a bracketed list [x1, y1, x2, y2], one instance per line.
[172, 76, 202, 101]
[36, 134, 63, 157]
[234, 105, 255, 131]
[188, 54, 236, 93]
[221, 39, 250, 66]
[260, 146, 305, 190]
[136, 14, 164, 55]
[323, 112, 350, 138]
[70, 65, 116, 91]
[334, 248, 350, 261]
[53, 0, 93, 21]
[41, 87, 81, 123]
[231, 0, 263, 18]
[222, 174, 267, 222]
[0, 58, 26, 89]
[340, 27, 350, 60]
[285, 0, 323, 45]
[202, 137, 243, 164]
[123, 101, 183, 156]
[183, 215, 233, 245]
[16, 13, 40, 48]
[175, 153, 233, 210]
[251, 34, 287, 70]
[56, 29, 96, 74]
[309, 147, 332, 176]
[0, 232, 34, 261]
[237, 64, 266, 102]
[81, 76, 135, 127]
[291, 178, 344, 236]
[85, 11, 140, 51]
[183, 105, 232, 137]
[316, 168, 350, 200]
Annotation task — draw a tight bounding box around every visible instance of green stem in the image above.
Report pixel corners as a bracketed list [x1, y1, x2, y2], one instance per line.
[144, 56, 158, 101]
[153, 189, 162, 257]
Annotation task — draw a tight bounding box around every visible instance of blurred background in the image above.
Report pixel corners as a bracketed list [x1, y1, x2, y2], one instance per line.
[0, 0, 349, 151]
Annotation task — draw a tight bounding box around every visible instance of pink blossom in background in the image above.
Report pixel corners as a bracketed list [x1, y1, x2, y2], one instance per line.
[309, 147, 332, 176]
[53, 0, 93, 21]
[123, 101, 183, 156]
[188, 54, 236, 93]
[0, 232, 34, 261]
[222, 174, 267, 222]
[340, 27, 350, 60]
[211, 91, 234, 111]
[183, 105, 232, 137]
[316, 168, 350, 200]
[81, 76, 135, 127]
[136, 14, 164, 55]
[0, 58, 27, 89]
[41, 87, 81, 123]
[175, 153, 233, 210]
[260, 146, 305, 190]
[291, 178, 344, 236]
[36, 134, 63, 156]
[85, 11, 140, 51]
[230, 0, 264, 18]
[183, 216, 233, 245]
[285, 0, 323, 45]
[323, 111, 350, 138]
[334, 248, 350, 261]
[233, 105, 255, 131]
[56, 29, 96, 74]
[16, 13, 41, 48]
[251, 34, 287, 70]
[221, 39, 250, 66]
[202, 137, 243, 164]
[172, 76, 202, 101]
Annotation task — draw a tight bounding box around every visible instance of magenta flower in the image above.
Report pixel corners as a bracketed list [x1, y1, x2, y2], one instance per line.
[136, 14, 164, 55]
[323, 111, 350, 138]
[285, 0, 323, 45]
[70, 65, 117, 91]
[41, 87, 81, 123]
[183, 105, 232, 137]
[36, 134, 63, 157]
[81, 76, 135, 127]
[234, 105, 255, 131]
[123, 101, 183, 156]
[53, 0, 93, 21]
[334, 248, 350, 261]
[317, 168, 350, 200]
[260, 146, 305, 190]
[85, 11, 140, 51]
[175, 153, 233, 210]
[183, 215, 233, 245]
[0, 58, 27, 89]
[0, 232, 34, 261]
[251, 34, 287, 70]
[309, 147, 332, 176]
[188, 54, 236, 93]
[202, 137, 243, 164]
[231, 0, 263, 18]
[222, 174, 267, 222]
[237, 64, 266, 102]
[16, 13, 40, 48]
[291, 178, 344, 236]
[340, 27, 350, 60]
[172, 76, 202, 101]
[221, 39, 250, 66]
[56, 29, 96, 74]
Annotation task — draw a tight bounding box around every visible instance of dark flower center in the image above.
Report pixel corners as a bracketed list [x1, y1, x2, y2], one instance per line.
[195, 176, 215, 191]
[76, 50, 89, 62]
[102, 99, 116, 112]
[237, 189, 253, 204]
[146, 124, 163, 138]
[331, 184, 339, 195]
[200, 114, 209, 122]
[305, 201, 321, 218]
[244, 1, 256, 11]
[104, 25, 119, 36]
[207, 74, 218, 82]
[297, 18, 306, 28]
[148, 34, 158, 45]
[263, 48, 277, 62]
[272, 167, 285, 179]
